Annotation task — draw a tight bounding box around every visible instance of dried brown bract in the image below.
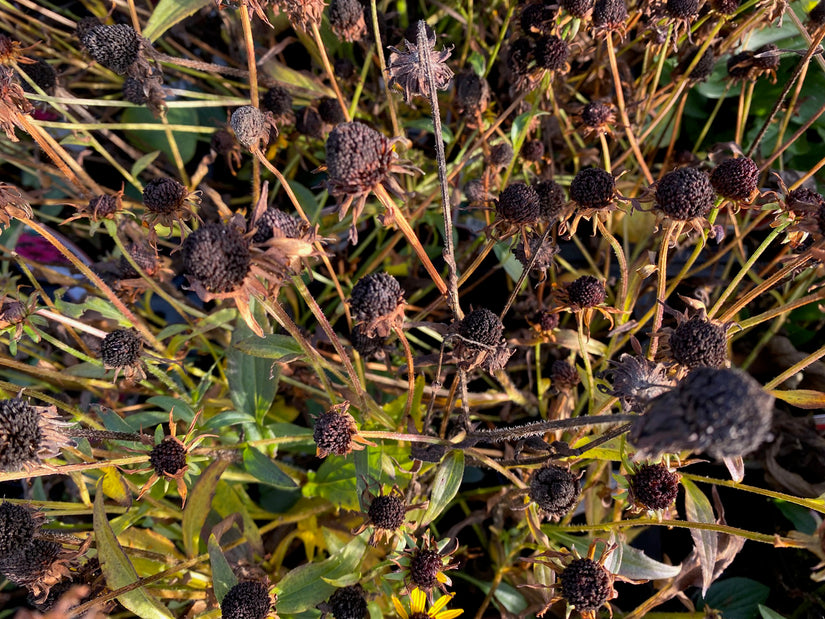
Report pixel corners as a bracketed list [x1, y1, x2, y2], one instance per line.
[0, 66, 33, 142]
[388, 29, 454, 104]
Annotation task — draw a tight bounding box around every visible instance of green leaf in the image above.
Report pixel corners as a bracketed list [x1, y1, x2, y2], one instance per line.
[682, 478, 717, 596]
[615, 543, 682, 580]
[208, 533, 238, 604]
[146, 396, 195, 424]
[303, 459, 359, 509]
[235, 334, 305, 362]
[452, 572, 527, 614]
[143, 0, 214, 42]
[93, 487, 174, 619]
[419, 450, 463, 527]
[130, 150, 160, 178]
[228, 334, 279, 425]
[203, 410, 257, 431]
[275, 534, 367, 613]
[701, 577, 769, 619]
[758, 605, 788, 619]
[468, 51, 486, 76]
[122, 106, 199, 165]
[181, 459, 229, 558]
[243, 446, 298, 489]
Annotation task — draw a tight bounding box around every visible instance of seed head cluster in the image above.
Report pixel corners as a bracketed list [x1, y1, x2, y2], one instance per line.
[313, 408, 358, 457]
[409, 548, 443, 590]
[550, 360, 580, 390]
[458, 308, 504, 349]
[325, 585, 368, 619]
[534, 180, 567, 221]
[535, 35, 569, 71]
[143, 178, 188, 214]
[251, 208, 303, 243]
[349, 272, 403, 324]
[231, 105, 268, 149]
[0, 503, 42, 555]
[528, 464, 581, 517]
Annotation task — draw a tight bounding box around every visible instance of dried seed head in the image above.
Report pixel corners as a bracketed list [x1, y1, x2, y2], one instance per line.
[535, 35, 569, 70]
[87, 194, 119, 219]
[409, 548, 443, 590]
[0, 503, 43, 556]
[325, 122, 394, 196]
[328, 0, 367, 42]
[334, 57, 356, 79]
[81, 24, 140, 75]
[593, 0, 628, 30]
[655, 167, 715, 220]
[387, 28, 454, 104]
[668, 316, 728, 368]
[561, 0, 594, 18]
[753, 43, 780, 70]
[581, 102, 613, 130]
[710, 157, 759, 200]
[712, 0, 740, 13]
[454, 70, 489, 117]
[550, 360, 580, 390]
[149, 437, 187, 477]
[567, 275, 606, 308]
[528, 464, 581, 517]
[0, 399, 44, 471]
[628, 463, 680, 510]
[313, 408, 359, 457]
[261, 85, 293, 119]
[220, 581, 272, 619]
[727, 51, 754, 79]
[535, 309, 560, 332]
[521, 4, 556, 35]
[570, 167, 615, 209]
[0, 538, 63, 588]
[676, 46, 716, 80]
[251, 208, 303, 243]
[496, 182, 541, 224]
[602, 354, 674, 412]
[521, 139, 545, 162]
[350, 323, 385, 358]
[19, 60, 56, 93]
[367, 494, 406, 530]
[119, 243, 157, 279]
[100, 328, 143, 370]
[666, 0, 699, 19]
[507, 37, 534, 75]
[464, 179, 490, 203]
[787, 187, 825, 211]
[143, 178, 188, 214]
[296, 106, 324, 139]
[231, 105, 268, 150]
[75, 17, 101, 43]
[0, 299, 26, 325]
[631, 367, 775, 459]
[211, 129, 237, 155]
[458, 308, 504, 349]
[349, 272, 403, 325]
[122, 76, 147, 104]
[514, 234, 558, 274]
[489, 142, 515, 167]
[559, 558, 612, 611]
[534, 180, 567, 222]
[325, 585, 367, 619]
[318, 97, 346, 125]
[183, 222, 251, 294]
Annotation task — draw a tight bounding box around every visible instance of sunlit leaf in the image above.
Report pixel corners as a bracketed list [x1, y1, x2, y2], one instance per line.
[181, 459, 229, 558]
[769, 389, 825, 409]
[100, 466, 131, 507]
[419, 450, 463, 527]
[243, 446, 298, 489]
[208, 533, 238, 604]
[683, 478, 717, 596]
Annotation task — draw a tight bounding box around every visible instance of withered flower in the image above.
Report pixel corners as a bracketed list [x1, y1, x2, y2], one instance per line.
[0, 398, 72, 472]
[387, 23, 454, 104]
[0, 182, 32, 229]
[277, 0, 325, 31]
[0, 65, 34, 142]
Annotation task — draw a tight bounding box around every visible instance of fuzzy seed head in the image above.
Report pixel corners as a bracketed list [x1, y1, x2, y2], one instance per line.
[581, 102, 613, 129]
[252, 208, 303, 243]
[655, 167, 715, 220]
[528, 464, 581, 517]
[0, 399, 43, 471]
[561, 0, 594, 17]
[787, 187, 825, 211]
[409, 548, 443, 590]
[535, 309, 560, 332]
[669, 316, 728, 368]
[149, 437, 186, 477]
[570, 167, 615, 209]
[368, 494, 406, 530]
[521, 4, 556, 35]
[220, 581, 271, 619]
[0, 538, 63, 587]
[231, 106, 267, 149]
[593, 0, 628, 29]
[327, 585, 367, 619]
[81, 24, 140, 75]
[350, 324, 385, 358]
[328, 0, 367, 42]
[521, 139, 545, 162]
[100, 329, 143, 369]
[0, 503, 42, 556]
[313, 409, 358, 457]
[87, 194, 119, 218]
[0, 299, 26, 325]
[567, 275, 606, 308]
[142, 178, 188, 214]
[559, 558, 612, 611]
[183, 222, 251, 294]
[318, 97, 346, 125]
[261, 86, 293, 118]
[514, 235, 558, 273]
[19, 60, 56, 93]
[631, 367, 775, 459]
[666, 0, 699, 19]
[458, 308, 504, 349]
[628, 463, 680, 510]
[534, 180, 567, 222]
[454, 70, 489, 116]
[710, 158, 759, 201]
[349, 272, 403, 324]
[550, 360, 580, 390]
[535, 35, 569, 70]
[325, 122, 393, 196]
[122, 76, 147, 104]
[489, 142, 515, 167]
[497, 183, 541, 224]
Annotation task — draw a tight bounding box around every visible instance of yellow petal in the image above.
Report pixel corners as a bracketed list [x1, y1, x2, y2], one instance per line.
[436, 572, 448, 583]
[429, 592, 455, 614]
[410, 588, 427, 613]
[392, 596, 409, 619]
[434, 610, 464, 619]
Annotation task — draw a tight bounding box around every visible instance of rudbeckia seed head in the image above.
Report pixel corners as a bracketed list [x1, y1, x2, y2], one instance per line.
[313, 408, 359, 457]
[251, 208, 303, 243]
[496, 182, 541, 224]
[669, 316, 728, 369]
[0, 502, 42, 556]
[710, 157, 759, 201]
[328, 0, 367, 42]
[559, 558, 612, 611]
[655, 167, 715, 220]
[570, 167, 615, 209]
[521, 139, 545, 162]
[458, 308, 504, 349]
[535, 35, 569, 70]
[666, 0, 699, 19]
[550, 360, 580, 390]
[567, 275, 605, 308]
[183, 222, 251, 294]
[149, 437, 186, 477]
[325, 122, 393, 196]
[528, 464, 581, 517]
[534, 180, 567, 222]
[367, 494, 406, 530]
[489, 142, 514, 167]
[220, 581, 272, 619]
[231, 105, 268, 150]
[561, 0, 594, 17]
[100, 328, 143, 370]
[0, 399, 43, 471]
[318, 97, 346, 125]
[628, 463, 680, 510]
[81, 24, 140, 75]
[593, 0, 628, 30]
[143, 178, 188, 214]
[261, 86, 293, 119]
[409, 548, 443, 590]
[349, 272, 403, 324]
[325, 585, 368, 619]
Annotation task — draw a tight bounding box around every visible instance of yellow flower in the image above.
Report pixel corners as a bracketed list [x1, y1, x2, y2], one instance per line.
[392, 588, 463, 619]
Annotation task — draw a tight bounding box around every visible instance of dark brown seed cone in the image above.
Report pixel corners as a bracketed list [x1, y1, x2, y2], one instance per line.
[120, 243, 157, 279]
[559, 558, 612, 611]
[19, 60, 56, 93]
[325, 585, 368, 619]
[727, 51, 754, 79]
[567, 275, 605, 308]
[0, 502, 43, 556]
[251, 208, 303, 243]
[231, 105, 268, 149]
[497, 182, 541, 224]
[535, 35, 569, 70]
[0, 538, 64, 588]
[454, 70, 489, 117]
[87, 194, 119, 218]
[521, 4, 556, 35]
[675, 46, 716, 81]
[350, 323, 385, 358]
[710, 157, 759, 201]
[367, 494, 406, 530]
[318, 97, 346, 125]
[535, 309, 560, 331]
[753, 43, 780, 70]
[669, 316, 728, 369]
[143, 178, 188, 214]
[296, 106, 324, 139]
[458, 308, 504, 349]
[100, 329, 143, 369]
[182, 222, 251, 294]
[655, 167, 715, 220]
[149, 437, 186, 476]
[712, 0, 740, 13]
[550, 360, 580, 389]
[666, 0, 699, 19]
[561, 0, 594, 18]
[528, 464, 581, 517]
[122, 76, 147, 104]
[211, 130, 237, 155]
[593, 0, 628, 29]
[325, 122, 393, 196]
[489, 142, 514, 167]
[631, 367, 775, 459]
[261, 85, 293, 119]
[348, 272, 403, 324]
[410, 548, 443, 590]
[570, 167, 615, 209]
[514, 234, 558, 274]
[581, 102, 613, 129]
[81, 24, 140, 75]
[220, 581, 271, 619]
[328, 0, 367, 42]
[313, 409, 358, 457]
[628, 463, 680, 510]
[75, 17, 102, 43]
[507, 37, 534, 75]
[0, 399, 45, 471]
[521, 139, 545, 162]
[787, 187, 825, 211]
[534, 180, 567, 222]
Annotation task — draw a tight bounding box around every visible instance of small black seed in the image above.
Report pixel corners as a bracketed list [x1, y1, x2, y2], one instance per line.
[567, 275, 606, 308]
[497, 182, 541, 224]
[559, 558, 612, 611]
[528, 464, 581, 517]
[221, 581, 271, 619]
[655, 167, 715, 220]
[570, 167, 615, 209]
[81, 24, 140, 75]
[628, 463, 680, 510]
[100, 329, 143, 369]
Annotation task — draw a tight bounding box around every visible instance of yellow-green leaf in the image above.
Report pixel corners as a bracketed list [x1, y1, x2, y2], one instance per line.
[100, 466, 131, 506]
[182, 459, 229, 558]
[143, 0, 213, 42]
[769, 389, 825, 409]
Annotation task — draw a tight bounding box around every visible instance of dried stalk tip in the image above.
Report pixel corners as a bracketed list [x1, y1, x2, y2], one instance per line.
[387, 23, 454, 104]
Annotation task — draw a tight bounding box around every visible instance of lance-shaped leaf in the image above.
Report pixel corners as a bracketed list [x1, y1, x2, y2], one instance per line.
[682, 478, 717, 596]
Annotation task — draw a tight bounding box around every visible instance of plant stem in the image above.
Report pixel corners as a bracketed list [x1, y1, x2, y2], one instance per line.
[239, 4, 259, 107]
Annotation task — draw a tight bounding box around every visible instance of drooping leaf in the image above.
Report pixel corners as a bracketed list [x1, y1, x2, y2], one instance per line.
[243, 446, 298, 489]
[228, 334, 278, 424]
[143, 0, 214, 42]
[682, 478, 717, 596]
[100, 466, 131, 506]
[93, 487, 174, 619]
[700, 577, 769, 619]
[615, 543, 682, 580]
[419, 450, 464, 527]
[208, 533, 238, 604]
[181, 459, 229, 558]
[769, 389, 825, 409]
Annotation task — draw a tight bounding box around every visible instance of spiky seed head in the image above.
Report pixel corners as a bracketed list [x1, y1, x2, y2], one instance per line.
[122, 76, 146, 104]
[787, 187, 825, 211]
[230, 106, 267, 149]
[325, 122, 393, 196]
[528, 464, 581, 517]
[326, 585, 368, 619]
[631, 367, 775, 459]
[0, 399, 44, 471]
[550, 360, 580, 389]
[458, 308, 504, 349]
[710, 157, 759, 201]
[567, 275, 606, 308]
[318, 97, 346, 125]
[349, 272, 403, 324]
[281, 0, 325, 31]
[603, 354, 674, 412]
[507, 37, 534, 75]
[251, 208, 303, 243]
[120, 243, 157, 279]
[81, 24, 140, 75]
[350, 324, 385, 358]
[669, 316, 728, 369]
[535, 35, 569, 70]
[87, 194, 119, 218]
[410, 548, 443, 590]
[0, 502, 43, 556]
[75, 17, 102, 43]
[149, 437, 186, 477]
[727, 51, 756, 80]
[489, 142, 515, 167]
[561, 0, 594, 17]
[628, 463, 680, 510]
[100, 329, 143, 369]
[676, 46, 715, 80]
[712, 0, 740, 13]
[19, 60, 56, 93]
[0, 299, 26, 325]
[328, 0, 367, 42]
[521, 139, 545, 162]
[655, 167, 715, 220]
[570, 167, 615, 209]
[0, 538, 63, 587]
[296, 106, 324, 139]
[593, 0, 628, 29]
[142, 178, 188, 214]
[753, 43, 780, 70]
[261, 86, 293, 118]
[666, 0, 699, 19]
[535, 309, 560, 331]
[559, 558, 612, 611]
[521, 4, 556, 35]
[211, 129, 236, 155]
[496, 182, 541, 224]
[220, 581, 272, 619]
[581, 102, 613, 129]
[182, 222, 251, 294]
[464, 179, 490, 203]
[367, 494, 406, 530]
[454, 70, 489, 116]
[534, 180, 567, 222]
[313, 408, 359, 457]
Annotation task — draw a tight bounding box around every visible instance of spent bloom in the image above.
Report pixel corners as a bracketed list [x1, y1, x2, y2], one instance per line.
[387, 22, 454, 104]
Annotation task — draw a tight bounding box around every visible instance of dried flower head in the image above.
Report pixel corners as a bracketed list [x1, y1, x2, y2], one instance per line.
[318, 585, 368, 619]
[521, 139, 545, 162]
[18, 60, 56, 94]
[528, 464, 581, 518]
[391, 532, 459, 598]
[0, 502, 45, 556]
[296, 106, 324, 139]
[0, 398, 70, 472]
[0, 536, 90, 604]
[534, 35, 570, 72]
[592, 0, 628, 34]
[550, 360, 580, 391]
[63, 190, 123, 226]
[318, 96, 346, 125]
[710, 156, 760, 203]
[452, 307, 514, 373]
[354, 486, 420, 545]
[0, 66, 35, 142]
[100, 328, 144, 382]
[348, 272, 405, 338]
[675, 45, 716, 81]
[221, 580, 275, 619]
[231, 105, 277, 150]
[350, 323, 386, 358]
[388, 25, 454, 104]
[667, 314, 729, 369]
[142, 177, 200, 235]
[514, 233, 559, 280]
[534, 180, 567, 223]
[655, 167, 715, 221]
[328, 0, 367, 42]
[0, 183, 32, 228]
[278, 0, 325, 31]
[313, 402, 373, 457]
[627, 462, 681, 511]
[495, 182, 541, 235]
[261, 85, 294, 124]
[561, 0, 595, 17]
[81, 24, 140, 75]
[599, 352, 675, 411]
[453, 70, 490, 122]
